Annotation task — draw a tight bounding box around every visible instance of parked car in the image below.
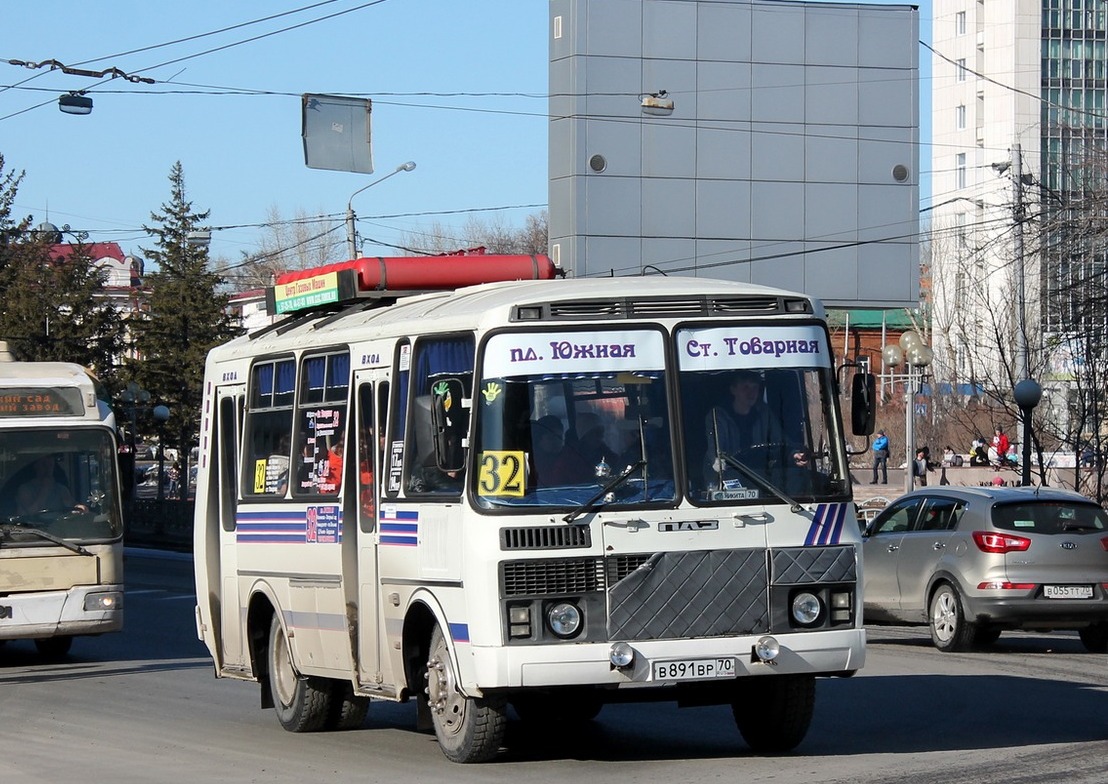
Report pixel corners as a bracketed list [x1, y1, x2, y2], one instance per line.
[861, 485, 1108, 652]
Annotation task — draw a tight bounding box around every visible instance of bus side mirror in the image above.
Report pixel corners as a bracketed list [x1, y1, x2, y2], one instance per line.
[430, 378, 466, 473]
[851, 372, 876, 436]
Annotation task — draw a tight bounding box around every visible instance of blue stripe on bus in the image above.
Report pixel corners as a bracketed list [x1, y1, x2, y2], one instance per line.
[805, 503, 847, 546]
[380, 535, 418, 546]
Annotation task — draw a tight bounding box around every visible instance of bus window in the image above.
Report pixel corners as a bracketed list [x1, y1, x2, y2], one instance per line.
[357, 383, 379, 529]
[243, 358, 295, 498]
[406, 335, 474, 497]
[293, 352, 350, 497]
[474, 329, 676, 509]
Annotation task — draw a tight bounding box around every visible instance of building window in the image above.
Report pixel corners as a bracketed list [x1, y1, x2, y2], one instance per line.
[956, 11, 966, 35]
[956, 105, 966, 130]
[956, 153, 967, 189]
[956, 212, 967, 247]
[957, 58, 967, 81]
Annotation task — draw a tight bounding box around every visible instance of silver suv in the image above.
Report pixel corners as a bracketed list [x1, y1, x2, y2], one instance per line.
[862, 486, 1108, 652]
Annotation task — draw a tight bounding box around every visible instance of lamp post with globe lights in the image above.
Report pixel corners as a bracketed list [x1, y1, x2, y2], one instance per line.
[882, 331, 933, 493]
[1013, 379, 1042, 486]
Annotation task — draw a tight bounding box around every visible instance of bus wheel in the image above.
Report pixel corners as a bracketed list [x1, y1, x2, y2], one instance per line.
[327, 681, 370, 730]
[34, 636, 73, 659]
[731, 674, 815, 754]
[267, 615, 332, 732]
[425, 624, 506, 763]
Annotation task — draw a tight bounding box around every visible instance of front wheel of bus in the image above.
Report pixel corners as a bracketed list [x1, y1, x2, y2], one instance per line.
[267, 615, 332, 732]
[731, 674, 815, 754]
[425, 624, 506, 763]
[34, 636, 73, 659]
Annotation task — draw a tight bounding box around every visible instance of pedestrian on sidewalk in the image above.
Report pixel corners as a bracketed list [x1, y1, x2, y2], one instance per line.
[871, 429, 890, 484]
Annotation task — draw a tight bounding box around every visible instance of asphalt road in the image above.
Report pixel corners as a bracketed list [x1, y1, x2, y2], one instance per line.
[1, 551, 1106, 784]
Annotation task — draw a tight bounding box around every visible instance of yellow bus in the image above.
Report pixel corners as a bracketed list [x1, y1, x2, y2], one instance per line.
[0, 354, 124, 657]
[193, 256, 874, 762]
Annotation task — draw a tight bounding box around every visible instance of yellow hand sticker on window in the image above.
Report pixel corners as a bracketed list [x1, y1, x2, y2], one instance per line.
[481, 381, 503, 405]
[478, 451, 525, 496]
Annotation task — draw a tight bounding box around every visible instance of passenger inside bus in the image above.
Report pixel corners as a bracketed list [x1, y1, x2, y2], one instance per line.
[549, 412, 622, 484]
[529, 415, 564, 487]
[15, 455, 85, 515]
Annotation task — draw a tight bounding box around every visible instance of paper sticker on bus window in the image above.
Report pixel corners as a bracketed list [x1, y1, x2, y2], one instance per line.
[253, 459, 268, 494]
[477, 451, 525, 497]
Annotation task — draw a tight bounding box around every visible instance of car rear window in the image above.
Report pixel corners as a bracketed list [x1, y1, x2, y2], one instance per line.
[991, 501, 1108, 534]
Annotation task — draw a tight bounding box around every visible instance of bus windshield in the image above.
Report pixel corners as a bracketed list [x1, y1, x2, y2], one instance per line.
[473, 329, 675, 509]
[676, 324, 849, 504]
[0, 429, 122, 541]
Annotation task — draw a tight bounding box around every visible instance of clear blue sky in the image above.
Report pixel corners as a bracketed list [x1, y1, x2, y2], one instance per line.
[1, 0, 930, 268]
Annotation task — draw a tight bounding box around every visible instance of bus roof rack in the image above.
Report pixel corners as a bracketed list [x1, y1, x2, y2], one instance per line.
[266, 254, 559, 317]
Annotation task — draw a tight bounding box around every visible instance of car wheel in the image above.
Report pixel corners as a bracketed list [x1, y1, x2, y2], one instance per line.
[1079, 622, 1108, 653]
[929, 582, 974, 652]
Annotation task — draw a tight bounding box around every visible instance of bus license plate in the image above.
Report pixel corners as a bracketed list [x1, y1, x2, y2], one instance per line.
[1043, 585, 1093, 599]
[652, 657, 736, 682]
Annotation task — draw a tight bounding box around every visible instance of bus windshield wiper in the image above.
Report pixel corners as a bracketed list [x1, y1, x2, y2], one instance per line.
[717, 452, 804, 513]
[562, 459, 646, 525]
[0, 523, 92, 556]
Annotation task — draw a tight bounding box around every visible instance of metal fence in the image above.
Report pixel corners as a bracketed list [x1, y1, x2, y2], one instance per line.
[125, 499, 194, 552]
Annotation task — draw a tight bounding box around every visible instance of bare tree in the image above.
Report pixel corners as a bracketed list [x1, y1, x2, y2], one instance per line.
[227, 206, 342, 291]
[400, 211, 548, 256]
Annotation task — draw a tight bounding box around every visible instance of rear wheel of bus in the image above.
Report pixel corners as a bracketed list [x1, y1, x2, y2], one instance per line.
[425, 624, 506, 763]
[731, 674, 815, 753]
[267, 615, 332, 732]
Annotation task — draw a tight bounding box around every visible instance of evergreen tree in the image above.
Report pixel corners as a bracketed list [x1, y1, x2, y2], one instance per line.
[130, 162, 240, 482]
[0, 154, 124, 384]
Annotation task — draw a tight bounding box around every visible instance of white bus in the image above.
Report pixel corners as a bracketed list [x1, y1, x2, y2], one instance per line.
[194, 256, 875, 762]
[0, 353, 125, 657]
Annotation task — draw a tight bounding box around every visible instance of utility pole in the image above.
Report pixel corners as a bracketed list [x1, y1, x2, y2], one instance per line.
[1011, 143, 1028, 383]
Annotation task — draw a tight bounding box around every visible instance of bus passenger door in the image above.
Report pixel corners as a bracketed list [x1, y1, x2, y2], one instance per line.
[354, 374, 387, 688]
[215, 385, 247, 670]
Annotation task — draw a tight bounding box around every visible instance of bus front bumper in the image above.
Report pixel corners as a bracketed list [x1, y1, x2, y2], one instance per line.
[0, 586, 123, 640]
[465, 627, 865, 691]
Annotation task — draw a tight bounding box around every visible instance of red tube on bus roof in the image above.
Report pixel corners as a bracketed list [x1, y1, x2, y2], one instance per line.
[274, 255, 557, 291]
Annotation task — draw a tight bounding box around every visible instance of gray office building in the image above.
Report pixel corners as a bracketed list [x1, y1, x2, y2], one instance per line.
[548, 0, 919, 309]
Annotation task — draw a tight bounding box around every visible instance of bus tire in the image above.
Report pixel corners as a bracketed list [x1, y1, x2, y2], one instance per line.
[34, 636, 73, 659]
[731, 674, 815, 754]
[267, 614, 332, 732]
[327, 681, 370, 730]
[425, 624, 506, 763]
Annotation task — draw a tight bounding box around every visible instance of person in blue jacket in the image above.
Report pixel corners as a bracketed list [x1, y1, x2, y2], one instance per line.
[871, 429, 890, 484]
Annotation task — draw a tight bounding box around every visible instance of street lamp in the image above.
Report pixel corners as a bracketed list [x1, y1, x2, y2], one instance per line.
[1013, 379, 1042, 486]
[345, 161, 417, 259]
[118, 382, 151, 463]
[152, 405, 170, 503]
[882, 331, 933, 493]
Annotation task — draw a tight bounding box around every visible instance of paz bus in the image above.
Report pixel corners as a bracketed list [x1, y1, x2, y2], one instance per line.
[193, 255, 875, 762]
[0, 352, 125, 657]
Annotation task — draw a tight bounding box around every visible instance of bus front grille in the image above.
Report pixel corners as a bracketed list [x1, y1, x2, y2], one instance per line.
[607, 549, 770, 640]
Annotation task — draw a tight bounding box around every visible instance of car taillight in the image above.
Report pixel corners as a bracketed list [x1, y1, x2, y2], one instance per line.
[972, 531, 1032, 553]
[1100, 536, 1108, 552]
[977, 581, 1037, 590]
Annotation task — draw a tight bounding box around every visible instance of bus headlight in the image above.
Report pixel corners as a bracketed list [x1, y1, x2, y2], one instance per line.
[85, 592, 122, 611]
[791, 591, 822, 625]
[546, 601, 582, 639]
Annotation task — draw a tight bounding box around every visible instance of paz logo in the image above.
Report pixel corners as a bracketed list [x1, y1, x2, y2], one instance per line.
[481, 381, 503, 405]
